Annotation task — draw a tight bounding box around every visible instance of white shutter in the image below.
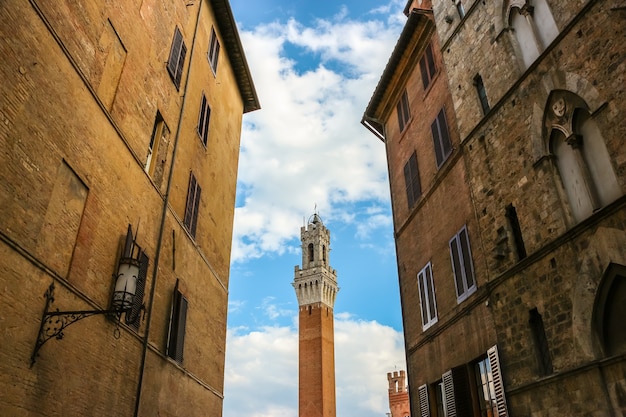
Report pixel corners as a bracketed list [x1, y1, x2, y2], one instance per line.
[487, 345, 509, 417]
[418, 384, 430, 417]
[442, 370, 457, 417]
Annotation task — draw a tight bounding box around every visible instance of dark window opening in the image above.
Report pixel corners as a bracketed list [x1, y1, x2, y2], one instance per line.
[404, 151, 422, 208]
[505, 204, 527, 260]
[431, 108, 453, 167]
[419, 43, 437, 90]
[474, 74, 490, 114]
[197, 93, 211, 146]
[397, 90, 411, 132]
[166, 283, 188, 363]
[529, 308, 553, 375]
[308, 243, 314, 262]
[183, 172, 201, 238]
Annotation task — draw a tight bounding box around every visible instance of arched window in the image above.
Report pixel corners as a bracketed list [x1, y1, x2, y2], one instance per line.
[505, 0, 558, 69]
[322, 244, 327, 265]
[593, 264, 626, 357]
[308, 243, 314, 262]
[545, 91, 621, 223]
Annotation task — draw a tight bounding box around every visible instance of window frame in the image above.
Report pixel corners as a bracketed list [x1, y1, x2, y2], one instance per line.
[183, 172, 202, 239]
[197, 93, 211, 146]
[431, 108, 453, 168]
[397, 90, 411, 133]
[404, 151, 422, 209]
[208, 26, 220, 74]
[166, 27, 187, 90]
[449, 225, 476, 303]
[417, 262, 438, 330]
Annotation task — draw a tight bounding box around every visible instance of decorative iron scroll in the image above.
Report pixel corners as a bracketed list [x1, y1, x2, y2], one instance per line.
[30, 282, 120, 366]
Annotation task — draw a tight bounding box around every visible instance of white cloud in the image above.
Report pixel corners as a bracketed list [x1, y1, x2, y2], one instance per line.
[223, 315, 406, 417]
[231, 9, 405, 263]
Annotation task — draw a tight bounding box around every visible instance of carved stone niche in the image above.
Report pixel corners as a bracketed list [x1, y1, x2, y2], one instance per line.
[543, 90, 590, 139]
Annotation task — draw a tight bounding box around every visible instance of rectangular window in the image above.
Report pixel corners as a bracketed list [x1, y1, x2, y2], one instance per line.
[404, 151, 421, 208]
[418, 384, 430, 417]
[474, 74, 490, 114]
[431, 108, 452, 167]
[197, 93, 211, 146]
[184, 172, 201, 238]
[419, 43, 437, 90]
[397, 90, 411, 132]
[208, 27, 220, 74]
[449, 225, 476, 303]
[166, 283, 188, 363]
[529, 308, 553, 376]
[167, 27, 187, 90]
[505, 204, 526, 260]
[418, 263, 438, 330]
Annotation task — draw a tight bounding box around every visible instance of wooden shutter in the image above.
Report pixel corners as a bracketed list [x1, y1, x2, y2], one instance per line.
[487, 345, 509, 417]
[442, 370, 457, 417]
[190, 183, 201, 238]
[418, 384, 430, 417]
[175, 41, 187, 88]
[167, 285, 188, 363]
[451, 365, 473, 417]
[184, 172, 200, 237]
[167, 28, 186, 89]
[404, 152, 421, 208]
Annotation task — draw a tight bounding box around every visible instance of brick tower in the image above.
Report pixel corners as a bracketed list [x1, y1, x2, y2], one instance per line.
[387, 370, 410, 417]
[293, 213, 339, 417]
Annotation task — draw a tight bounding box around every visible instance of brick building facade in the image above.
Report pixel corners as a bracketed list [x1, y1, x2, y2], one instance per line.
[365, 0, 626, 416]
[0, 0, 258, 416]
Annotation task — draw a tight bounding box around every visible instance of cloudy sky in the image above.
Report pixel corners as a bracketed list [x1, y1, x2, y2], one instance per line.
[224, 1, 409, 416]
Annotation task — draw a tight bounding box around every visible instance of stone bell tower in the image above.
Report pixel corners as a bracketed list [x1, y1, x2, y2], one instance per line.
[293, 213, 339, 417]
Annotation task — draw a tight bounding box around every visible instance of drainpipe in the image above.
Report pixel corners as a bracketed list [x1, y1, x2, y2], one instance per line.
[133, 1, 204, 415]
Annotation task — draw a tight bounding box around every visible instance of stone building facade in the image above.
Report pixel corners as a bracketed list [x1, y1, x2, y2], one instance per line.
[0, 0, 258, 416]
[388, 370, 411, 417]
[293, 214, 339, 417]
[366, 0, 626, 416]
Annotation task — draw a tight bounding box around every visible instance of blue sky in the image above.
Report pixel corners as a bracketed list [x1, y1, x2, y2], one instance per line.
[225, 1, 409, 416]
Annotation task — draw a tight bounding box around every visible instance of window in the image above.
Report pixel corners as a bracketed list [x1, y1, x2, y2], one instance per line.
[505, 204, 526, 260]
[308, 243, 314, 262]
[507, 0, 558, 69]
[397, 90, 411, 132]
[546, 91, 621, 222]
[431, 108, 452, 167]
[145, 111, 170, 180]
[166, 282, 188, 363]
[184, 172, 201, 238]
[167, 27, 187, 90]
[404, 152, 422, 208]
[474, 357, 498, 417]
[529, 308, 553, 375]
[594, 263, 626, 357]
[449, 225, 476, 303]
[418, 384, 430, 417]
[419, 43, 437, 90]
[418, 263, 438, 330]
[208, 27, 220, 74]
[474, 74, 490, 114]
[454, 0, 465, 19]
[197, 93, 211, 146]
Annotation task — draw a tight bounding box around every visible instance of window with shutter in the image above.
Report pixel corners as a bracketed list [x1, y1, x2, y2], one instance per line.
[487, 345, 509, 417]
[183, 172, 201, 239]
[166, 284, 188, 363]
[417, 262, 437, 330]
[208, 27, 220, 74]
[418, 384, 430, 417]
[419, 43, 437, 90]
[167, 27, 187, 90]
[404, 151, 421, 208]
[442, 370, 457, 417]
[431, 108, 452, 167]
[449, 225, 476, 303]
[197, 93, 211, 146]
[397, 90, 411, 132]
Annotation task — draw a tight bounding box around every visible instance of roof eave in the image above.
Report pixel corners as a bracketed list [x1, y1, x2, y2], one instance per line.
[210, 0, 260, 113]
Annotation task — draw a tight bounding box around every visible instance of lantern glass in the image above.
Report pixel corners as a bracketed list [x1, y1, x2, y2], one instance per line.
[112, 259, 139, 311]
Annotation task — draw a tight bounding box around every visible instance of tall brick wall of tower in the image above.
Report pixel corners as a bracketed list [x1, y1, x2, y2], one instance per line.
[299, 302, 336, 417]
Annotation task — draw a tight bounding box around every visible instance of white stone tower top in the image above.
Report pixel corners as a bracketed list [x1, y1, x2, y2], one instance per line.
[293, 213, 339, 308]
